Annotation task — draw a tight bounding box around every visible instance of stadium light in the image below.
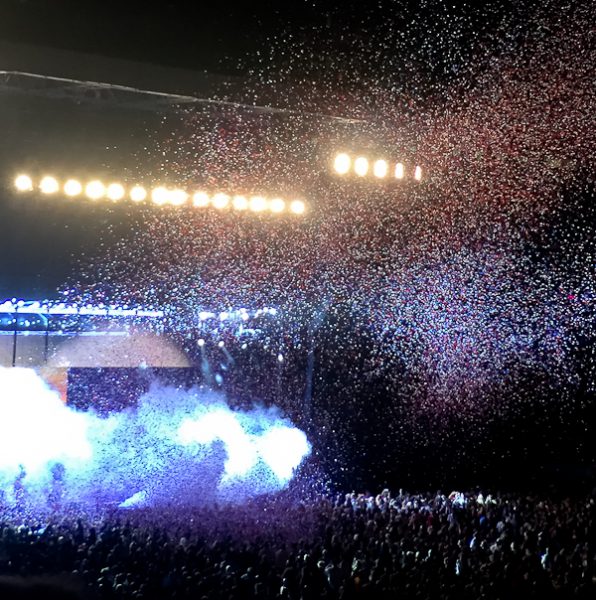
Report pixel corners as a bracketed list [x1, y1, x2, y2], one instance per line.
[249, 196, 268, 212]
[130, 186, 147, 202]
[85, 180, 105, 200]
[64, 179, 82, 196]
[39, 176, 59, 194]
[270, 198, 285, 213]
[395, 163, 404, 179]
[151, 186, 169, 206]
[12, 174, 308, 215]
[414, 166, 422, 181]
[232, 195, 248, 210]
[169, 189, 189, 206]
[373, 159, 388, 178]
[14, 174, 33, 192]
[106, 183, 125, 201]
[290, 200, 306, 215]
[192, 191, 210, 208]
[333, 153, 351, 175]
[354, 157, 369, 177]
[212, 193, 230, 210]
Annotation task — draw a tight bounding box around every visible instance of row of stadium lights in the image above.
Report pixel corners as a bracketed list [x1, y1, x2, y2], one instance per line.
[333, 153, 422, 181]
[13, 175, 306, 215]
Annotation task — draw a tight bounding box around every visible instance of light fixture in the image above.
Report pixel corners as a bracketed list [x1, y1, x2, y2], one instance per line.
[249, 196, 268, 212]
[373, 159, 388, 178]
[14, 174, 33, 192]
[290, 200, 306, 215]
[414, 166, 422, 181]
[151, 187, 169, 206]
[106, 183, 125, 201]
[354, 157, 369, 177]
[333, 153, 351, 175]
[130, 186, 147, 202]
[85, 180, 105, 200]
[169, 189, 189, 206]
[232, 195, 248, 210]
[64, 179, 82, 196]
[40, 176, 59, 194]
[395, 163, 405, 179]
[212, 193, 230, 209]
[270, 198, 285, 213]
[192, 191, 210, 208]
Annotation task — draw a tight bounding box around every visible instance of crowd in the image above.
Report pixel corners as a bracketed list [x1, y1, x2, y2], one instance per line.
[0, 489, 594, 599]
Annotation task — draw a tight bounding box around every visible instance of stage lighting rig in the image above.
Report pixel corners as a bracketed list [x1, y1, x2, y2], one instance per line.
[332, 152, 423, 182]
[12, 173, 307, 217]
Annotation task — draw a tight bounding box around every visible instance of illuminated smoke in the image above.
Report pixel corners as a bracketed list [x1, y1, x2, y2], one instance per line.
[0, 368, 311, 509]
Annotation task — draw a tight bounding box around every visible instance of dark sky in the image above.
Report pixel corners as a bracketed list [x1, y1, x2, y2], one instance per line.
[0, 0, 516, 74]
[0, 0, 344, 73]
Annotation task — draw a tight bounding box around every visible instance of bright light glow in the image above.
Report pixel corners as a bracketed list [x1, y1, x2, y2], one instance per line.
[373, 159, 388, 178]
[395, 163, 405, 179]
[64, 179, 82, 197]
[106, 183, 125, 201]
[197, 339, 205, 347]
[85, 180, 105, 200]
[269, 198, 285, 213]
[255, 427, 311, 481]
[192, 191, 210, 208]
[414, 165, 422, 181]
[232, 195, 248, 210]
[169, 189, 188, 206]
[278, 353, 284, 362]
[130, 186, 147, 202]
[333, 153, 351, 175]
[40, 177, 59, 194]
[151, 187, 169, 206]
[0, 367, 310, 508]
[0, 368, 91, 475]
[354, 156, 369, 177]
[289, 200, 306, 215]
[218, 340, 225, 348]
[212, 193, 230, 209]
[14, 174, 33, 192]
[249, 196, 268, 212]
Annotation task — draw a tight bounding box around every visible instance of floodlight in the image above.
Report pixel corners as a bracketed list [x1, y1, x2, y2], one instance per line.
[151, 187, 169, 206]
[212, 193, 230, 209]
[64, 179, 82, 196]
[249, 196, 268, 212]
[414, 166, 422, 181]
[354, 157, 369, 177]
[394, 163, 404, 179]
[289, 200, 306, 215]
[197, 339, 205, 347]
[85, 180, 105, 200]
[40, 176, 59, 194]
[169, 189, 189, 206]
[106, 183, 125, 201]
[333, 153, 351, 175]
[130, 186, 147, 202]
[373, 159, 388, 178]
[14, 174, 33, 192]
[192, 191, 210, 208]
[269, 198, 285, 213]
[232, 195, 248, 210]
